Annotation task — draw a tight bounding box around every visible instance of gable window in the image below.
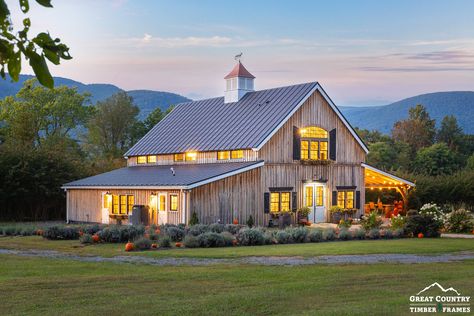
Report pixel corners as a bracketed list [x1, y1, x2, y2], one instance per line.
[217, 150, 244, 160]
[137, 156, 147, 164]
[170, 194, 178, 211]
[270, 192, 291, 212]
[174, 153, 185, 162]
[300, 127, 328, 160]
[337, 191, 354, 209]
[111, 194, 134, 215]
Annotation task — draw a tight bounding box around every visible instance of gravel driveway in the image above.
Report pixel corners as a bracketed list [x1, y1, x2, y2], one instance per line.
[1, 248, 474, 266]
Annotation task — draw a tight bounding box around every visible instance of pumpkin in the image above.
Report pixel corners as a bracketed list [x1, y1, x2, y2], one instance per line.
[36, 229, 43, 236]
[155, 229, 161, 235]
[175, 242, 182, 248]
[418, 232, 424, 238]
[92, 234, 100, 243]
[151, 243, 158, 249]
[232, 239, 238, 246]
[79, 231, 84, 237]
[233, 218, 239, 225]
[125, 242, 135, 252]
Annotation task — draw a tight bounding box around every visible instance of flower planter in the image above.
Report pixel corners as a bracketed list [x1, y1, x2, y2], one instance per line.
[278, 213, 292, 229]
[331, 212, 342, 224]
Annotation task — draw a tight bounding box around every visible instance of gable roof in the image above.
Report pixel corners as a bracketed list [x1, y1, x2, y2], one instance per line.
[125, 82, 369, 157]
[63, 161, 264, 190]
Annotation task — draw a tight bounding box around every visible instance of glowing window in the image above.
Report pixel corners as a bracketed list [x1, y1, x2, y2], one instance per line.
[337, 191, 355, 209]
[301, 141, 309, 160]
[147, 155, 157, 163]
[218, 151, 230, 160]
[185, 152, 197, 161]
[270, 192, 292, 212]
[127, 195, 134, 213]
[270, 192, 280, 213]
[174, 153, 185, 162]
[170, 195, 178, 211]
[300, 126, 329, 161]
[281, 192, 290, 212]
[316, 186, 324, 206]
[137, 156, 147, 164]
[112, 195, 119, 214]
[300, 127, 328, 138]
[159, 194, 166, 212]
[305, 186, 313, 207]
[231, 150, 244, 159]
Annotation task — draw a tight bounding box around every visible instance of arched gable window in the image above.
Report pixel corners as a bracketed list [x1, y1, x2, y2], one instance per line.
[300, 127, 328, 160]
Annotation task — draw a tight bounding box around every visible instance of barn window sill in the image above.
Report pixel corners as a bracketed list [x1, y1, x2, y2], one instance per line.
[300, 159, 333, 165]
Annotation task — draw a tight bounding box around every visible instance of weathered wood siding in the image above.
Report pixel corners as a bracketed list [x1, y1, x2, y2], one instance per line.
[67, 189, 183, 225]
[127, 150, 258, 166]
[189, 168, 262, 225]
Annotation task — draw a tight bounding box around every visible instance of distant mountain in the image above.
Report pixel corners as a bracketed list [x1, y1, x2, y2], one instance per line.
[340, 91, 474, 134]
[0, 75, 191, 120]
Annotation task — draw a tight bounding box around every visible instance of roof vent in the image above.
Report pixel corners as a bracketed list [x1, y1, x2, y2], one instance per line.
[224, 56, 255, 103]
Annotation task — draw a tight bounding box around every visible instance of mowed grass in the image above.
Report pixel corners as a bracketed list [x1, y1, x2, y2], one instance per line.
[0, 254, 473, 315]
[0, 236, 473, 258]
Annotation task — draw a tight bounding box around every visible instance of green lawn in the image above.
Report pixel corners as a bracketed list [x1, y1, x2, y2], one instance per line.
[0, 236, 473, 258]
[0, 254, 473, 315]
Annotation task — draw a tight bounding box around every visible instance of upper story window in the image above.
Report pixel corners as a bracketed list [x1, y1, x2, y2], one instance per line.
[147, 155, 157, 163]
[137, 156, 147, 164]
[137, 155, 156, 164]
[217, 150, 244, 160]
[300, 127, 328, 160]
[174, 153, 185, 162]
[174, 152, 197, 162]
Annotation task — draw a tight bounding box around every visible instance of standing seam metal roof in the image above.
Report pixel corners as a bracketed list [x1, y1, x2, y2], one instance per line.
[125, 82, 318, 156]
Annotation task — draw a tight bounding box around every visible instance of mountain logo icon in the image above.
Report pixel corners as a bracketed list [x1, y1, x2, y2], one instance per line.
[416, 282, 461, 296]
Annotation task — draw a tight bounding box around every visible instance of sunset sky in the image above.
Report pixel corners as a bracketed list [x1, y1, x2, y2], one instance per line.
[8, 0, 474, 105]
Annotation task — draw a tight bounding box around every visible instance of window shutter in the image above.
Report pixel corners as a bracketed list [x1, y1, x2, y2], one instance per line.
[332, 191, 337, 206]
[291, 191, 297, 211]
[293, 126, 301, 160]
[264, 192, 270, 214]
[356, 191, 361, 209]
[329, 128, 337, 161]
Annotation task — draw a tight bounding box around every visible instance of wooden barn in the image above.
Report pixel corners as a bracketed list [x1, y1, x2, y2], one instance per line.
[63, 61, 414, 226]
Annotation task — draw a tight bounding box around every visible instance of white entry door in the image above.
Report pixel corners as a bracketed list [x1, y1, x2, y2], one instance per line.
[304, 183, 326, 223]
[158, 193, 167, 225]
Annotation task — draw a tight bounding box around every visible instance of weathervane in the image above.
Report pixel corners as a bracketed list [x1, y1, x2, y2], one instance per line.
[234, 52, 243, 62]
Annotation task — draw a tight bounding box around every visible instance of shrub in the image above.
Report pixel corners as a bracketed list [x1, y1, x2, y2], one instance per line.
[247, 215, 254, 228]
[323, 228, 336, 241]
[120, 225, 145, 242]
[393, 228, 405, 238]
[187, 224, 209, 236]
[338, 228, 352, 240]
[83, 224, 101, 235]
[288, 227, 308, 243]
[444, 209, 474, 233]
[382, 229, 393, 239]
[79, 233, 93, 244]
[390, 215, 406, 230]
[419, 203, 445, 224]
[209, 223, 225, 233]
[197, 232, 226, 248]
[159, 236, 172, 248]
[404, 214, 443, 237]
[367, 228, 380, 239]
[338, 219, 352, 229]
[407, 209, 418, 217]
[275, 230, 292, 244]
[98, 226, 122, 243]
[263, 231, 275, 245]
[134, 237, 152, 250]
[354, 229, 366, 240]
[20, 227, 35, 236]
[189, 211, 199, 226]
[307, 229, 323, 242]
[2, 226, 16, 236]
[224, 224, 241, 235]
[236, 228, 265, 246]
[43, 226, 79, 240]
[165, 226, 185, 242]
[183, 235, 200, 248]
[360, 211, 383, 230]
[221, 232, 235, 247]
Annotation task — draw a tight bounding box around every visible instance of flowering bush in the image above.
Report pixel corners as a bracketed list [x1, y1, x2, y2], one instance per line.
[360, 211, 383, 230]
[390, 214, 406, 230]
[444, 209, 474, 233]
[419, 203, 445, 224]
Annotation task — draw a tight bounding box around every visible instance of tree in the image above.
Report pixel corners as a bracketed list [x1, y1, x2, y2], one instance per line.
[413, 143, 459, 176]
[367, 142, 398, 170]
[392, 104, 436, 151]
[355, 127, 391, 144]
[437, 115, 463, 151]
[86, 92, 139, 159]
[466, 154, 474, 170]
[0, 79, 91, 148]
[1, 0, 71, 87]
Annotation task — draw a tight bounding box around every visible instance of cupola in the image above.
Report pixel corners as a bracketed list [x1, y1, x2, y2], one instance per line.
[224, 60, 255, 103]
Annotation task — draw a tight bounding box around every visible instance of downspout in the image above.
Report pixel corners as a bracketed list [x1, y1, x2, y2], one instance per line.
[64, 188, 69, 224]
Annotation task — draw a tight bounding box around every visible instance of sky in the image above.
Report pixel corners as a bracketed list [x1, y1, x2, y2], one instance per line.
[7, 0, 474, 105]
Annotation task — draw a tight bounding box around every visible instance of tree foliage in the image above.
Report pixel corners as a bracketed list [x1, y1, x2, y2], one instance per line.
[392, 104, 436, 151]
[413, 143, 460, 176]
[0, 0, 71, 87]
[437, 115, 463, 150]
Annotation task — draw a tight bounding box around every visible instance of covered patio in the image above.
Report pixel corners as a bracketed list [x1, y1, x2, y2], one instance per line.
[362, 163, 415, 217]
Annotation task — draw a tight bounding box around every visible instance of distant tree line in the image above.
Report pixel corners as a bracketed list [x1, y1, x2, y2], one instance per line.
[0, 79, 172, 220]
[356, 104, 474, 208]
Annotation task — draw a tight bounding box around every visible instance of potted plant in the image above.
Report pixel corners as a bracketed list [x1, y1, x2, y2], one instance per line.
[343, 208, 357, 220]
[297, 206, 311, 226]
[329, 206, 344, 224]
[278, 210, 292, 229]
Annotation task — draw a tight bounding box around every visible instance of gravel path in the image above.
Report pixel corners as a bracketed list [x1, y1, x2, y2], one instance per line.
[1, 248, 474, 266]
